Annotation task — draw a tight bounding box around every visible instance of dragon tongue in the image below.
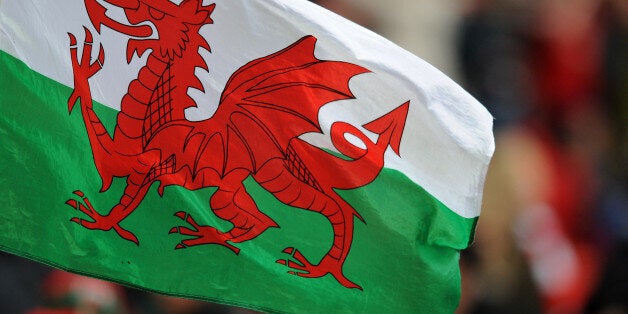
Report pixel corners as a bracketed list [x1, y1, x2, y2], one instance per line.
[126, 39, 150, 63]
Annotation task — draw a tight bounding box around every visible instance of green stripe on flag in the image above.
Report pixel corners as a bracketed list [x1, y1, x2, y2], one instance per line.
[1, 50, 475, 313]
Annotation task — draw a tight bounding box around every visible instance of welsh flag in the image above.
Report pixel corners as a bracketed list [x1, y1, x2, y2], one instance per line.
[0, 0, 494, 312]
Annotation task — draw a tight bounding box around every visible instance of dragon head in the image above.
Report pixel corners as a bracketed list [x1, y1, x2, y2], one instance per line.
[85, 0, 215, 62]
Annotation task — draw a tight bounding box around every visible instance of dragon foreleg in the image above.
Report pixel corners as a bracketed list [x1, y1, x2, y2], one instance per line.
[66, 172, 154, 245]
[68, 28, 123, 191]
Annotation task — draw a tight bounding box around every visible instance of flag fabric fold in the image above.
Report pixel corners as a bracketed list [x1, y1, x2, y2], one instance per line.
[0, 0, 494, 312]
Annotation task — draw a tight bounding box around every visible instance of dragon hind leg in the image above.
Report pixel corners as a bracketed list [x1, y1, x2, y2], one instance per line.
[254, 159, 361, 289]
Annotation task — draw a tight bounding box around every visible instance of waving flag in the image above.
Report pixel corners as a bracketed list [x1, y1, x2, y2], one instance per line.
[0, 0, 494, 312]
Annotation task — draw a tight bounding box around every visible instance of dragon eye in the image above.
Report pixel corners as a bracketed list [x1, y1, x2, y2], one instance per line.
[149, 7, 165, 20]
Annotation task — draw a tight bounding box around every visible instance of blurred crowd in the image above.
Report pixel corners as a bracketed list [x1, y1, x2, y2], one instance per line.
[455, 0, 628, 313]
[2, 0, 627, 313]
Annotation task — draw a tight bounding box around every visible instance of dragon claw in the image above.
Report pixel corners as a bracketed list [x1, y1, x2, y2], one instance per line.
[276, 247, 313, 274]
[170, 211, 240, 254]
[276, 258, 306, 269]
[68, 33, 77, 46]
[83, 26, 93, 43]
[276, 247, 362, 289]
[65, 199, 78, 209]
[67, 27, 106, 113]
[65, 190, 139, 245]
[96, 46, 105, 68]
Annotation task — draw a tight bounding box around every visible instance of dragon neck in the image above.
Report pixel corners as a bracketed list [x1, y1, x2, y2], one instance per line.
[150, 33, 208, 117]
[114, 32, 210, 149]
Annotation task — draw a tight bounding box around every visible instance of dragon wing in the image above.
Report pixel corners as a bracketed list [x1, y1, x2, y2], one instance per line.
[198, 36, 368, 176]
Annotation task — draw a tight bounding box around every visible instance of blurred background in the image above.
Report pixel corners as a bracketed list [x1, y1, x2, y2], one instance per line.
[2, 0, 627, 313]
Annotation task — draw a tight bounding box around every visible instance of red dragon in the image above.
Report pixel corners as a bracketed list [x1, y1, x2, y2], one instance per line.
[66, 0, 409, 289]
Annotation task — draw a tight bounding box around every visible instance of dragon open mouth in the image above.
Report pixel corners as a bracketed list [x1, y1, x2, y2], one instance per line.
[85, 0, 153, 37]
[85, 0, 214, 38]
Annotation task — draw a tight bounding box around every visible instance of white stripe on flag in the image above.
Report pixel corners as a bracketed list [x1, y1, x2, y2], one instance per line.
[0, 0, 494, 218]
